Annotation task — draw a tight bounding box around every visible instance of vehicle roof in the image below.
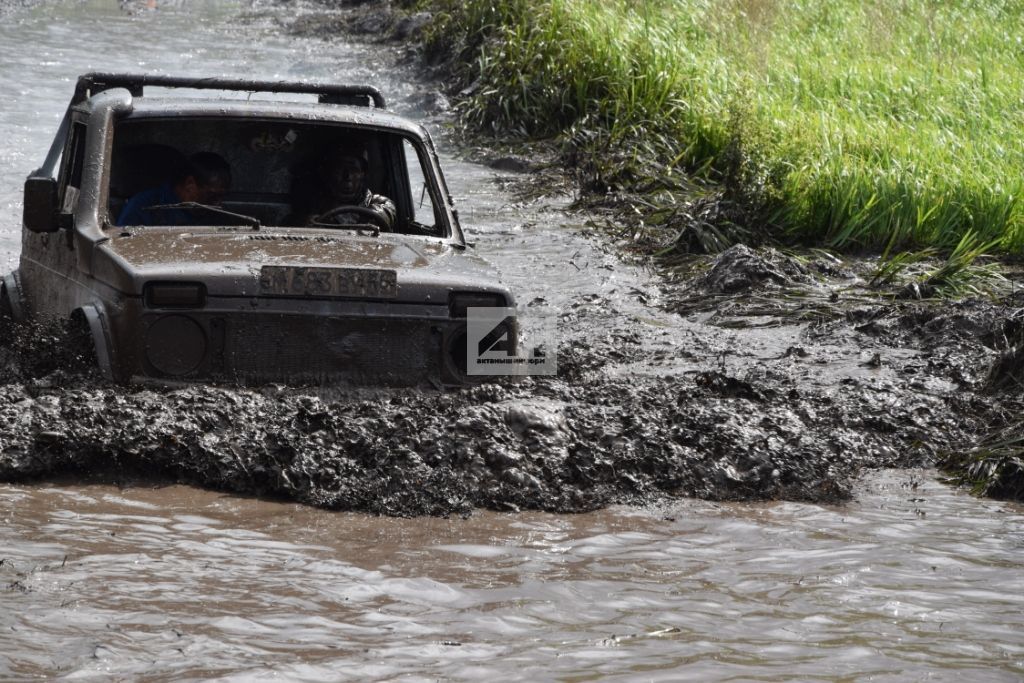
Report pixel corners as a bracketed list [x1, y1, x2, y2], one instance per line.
[112, 96, 432, 140]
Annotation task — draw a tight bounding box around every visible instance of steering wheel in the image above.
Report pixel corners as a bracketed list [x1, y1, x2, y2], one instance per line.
[314, 205, 389, 231]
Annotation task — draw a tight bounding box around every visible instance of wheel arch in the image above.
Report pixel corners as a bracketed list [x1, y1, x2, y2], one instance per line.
[72, 303, 116, 381]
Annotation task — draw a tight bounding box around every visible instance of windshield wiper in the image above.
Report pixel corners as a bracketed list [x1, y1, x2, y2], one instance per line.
[150, 202, 261, 230]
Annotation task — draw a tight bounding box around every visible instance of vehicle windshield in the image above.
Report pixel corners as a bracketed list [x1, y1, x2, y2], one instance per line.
[108, 117, 446, 237]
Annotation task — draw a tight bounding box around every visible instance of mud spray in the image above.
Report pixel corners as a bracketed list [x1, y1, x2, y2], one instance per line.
[3, 244, 1021, 515]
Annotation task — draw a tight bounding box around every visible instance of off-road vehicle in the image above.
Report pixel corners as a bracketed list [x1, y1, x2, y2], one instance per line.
[0, 73, 514, 386]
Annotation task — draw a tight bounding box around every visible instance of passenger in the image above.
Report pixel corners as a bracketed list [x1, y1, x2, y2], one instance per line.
[117, 152, 231, 226]
[293, 149, 396, 231]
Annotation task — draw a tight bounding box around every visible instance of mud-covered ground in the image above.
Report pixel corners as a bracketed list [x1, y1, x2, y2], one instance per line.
[1, 1, 1021, 516]
[2, 243, 1022, 516]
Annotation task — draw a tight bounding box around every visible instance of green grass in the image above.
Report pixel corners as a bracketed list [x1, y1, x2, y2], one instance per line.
[414, 0, 1024, 253]
[869, 230, 1008, 297]
[942, 425, 1024, 500]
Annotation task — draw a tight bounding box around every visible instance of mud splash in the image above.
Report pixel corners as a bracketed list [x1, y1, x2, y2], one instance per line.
[2, 245, 1019, 515]
[0, 337, 858, 516]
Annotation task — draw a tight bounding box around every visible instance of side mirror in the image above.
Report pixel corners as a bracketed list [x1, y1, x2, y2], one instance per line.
[23, 176, 59, 233]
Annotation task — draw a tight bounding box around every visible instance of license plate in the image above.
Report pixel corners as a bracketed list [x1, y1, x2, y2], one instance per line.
[259, 266, 398, 299]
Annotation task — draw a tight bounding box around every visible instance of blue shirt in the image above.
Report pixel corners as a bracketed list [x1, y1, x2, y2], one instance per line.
[117, 183, 191, 226]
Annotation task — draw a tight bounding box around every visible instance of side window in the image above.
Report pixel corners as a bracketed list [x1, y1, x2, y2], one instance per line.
[402, 139, 439, 232]
[57, 122, 88, 215]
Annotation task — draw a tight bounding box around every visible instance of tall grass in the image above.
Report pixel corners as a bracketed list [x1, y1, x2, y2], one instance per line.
[417, 0, 1024, 253]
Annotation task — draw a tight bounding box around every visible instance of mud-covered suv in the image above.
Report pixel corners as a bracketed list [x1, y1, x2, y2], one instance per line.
[1, 73, 514, 386]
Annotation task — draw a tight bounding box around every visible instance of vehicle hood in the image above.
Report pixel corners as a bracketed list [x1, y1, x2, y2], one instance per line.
[92, 227, 505, 302]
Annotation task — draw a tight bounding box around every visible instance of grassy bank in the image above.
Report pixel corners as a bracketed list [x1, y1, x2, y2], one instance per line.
[942, 425, 1024, 501]
[408, 0, 1024, 254]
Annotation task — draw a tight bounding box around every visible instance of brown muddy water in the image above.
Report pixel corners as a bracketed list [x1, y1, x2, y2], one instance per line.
[1, 0, 1024, 679]
[1, 471, 1022, 680]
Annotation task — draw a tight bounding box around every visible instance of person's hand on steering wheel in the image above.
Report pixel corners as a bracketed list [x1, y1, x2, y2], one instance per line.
[313, 204, 390, 232]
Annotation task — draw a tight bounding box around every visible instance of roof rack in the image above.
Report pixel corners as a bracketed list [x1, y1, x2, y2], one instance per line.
[72, 72, 386, 109]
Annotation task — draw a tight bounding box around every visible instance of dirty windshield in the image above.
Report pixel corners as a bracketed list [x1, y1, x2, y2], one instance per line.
[109, 117, 442, 235]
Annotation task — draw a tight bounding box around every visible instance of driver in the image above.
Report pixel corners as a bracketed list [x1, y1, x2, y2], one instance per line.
[297, 149, 396, 231]
[117, 152, 231, 226]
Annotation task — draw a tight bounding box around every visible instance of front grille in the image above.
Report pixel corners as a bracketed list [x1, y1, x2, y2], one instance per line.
[221, 313, 441, 385]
